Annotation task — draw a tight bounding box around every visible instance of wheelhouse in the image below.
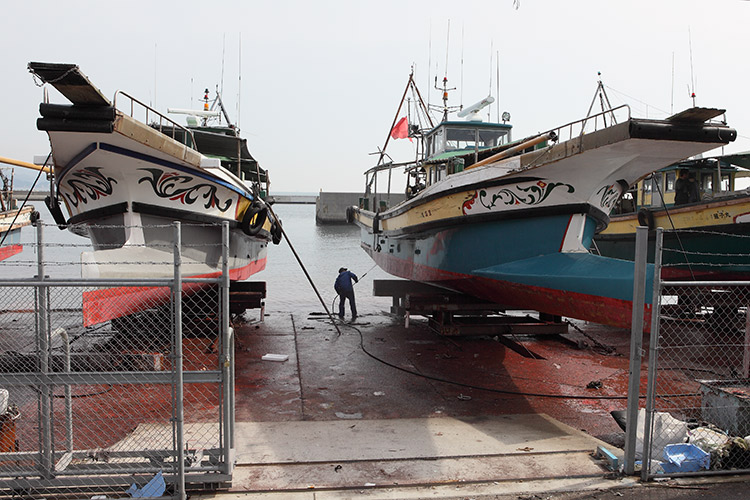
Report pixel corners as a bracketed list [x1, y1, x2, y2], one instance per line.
[414, 121, 513, 190]
[613, 153, 750, 214]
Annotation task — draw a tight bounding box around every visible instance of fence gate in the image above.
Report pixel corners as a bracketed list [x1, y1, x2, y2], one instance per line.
[640, 228, 750, 479]
[0, 222, 234, 499]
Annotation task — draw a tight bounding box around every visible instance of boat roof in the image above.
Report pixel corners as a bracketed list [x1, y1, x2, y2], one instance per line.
[425, 120, 512, 135]
[656, 151, 750, 173]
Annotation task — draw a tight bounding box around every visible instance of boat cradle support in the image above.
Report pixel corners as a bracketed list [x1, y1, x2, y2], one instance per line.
[372, 279, 567, 357]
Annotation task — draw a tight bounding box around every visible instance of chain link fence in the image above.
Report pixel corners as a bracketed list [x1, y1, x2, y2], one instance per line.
[0, 221, 233, 499]
[637, 228, 750, 479]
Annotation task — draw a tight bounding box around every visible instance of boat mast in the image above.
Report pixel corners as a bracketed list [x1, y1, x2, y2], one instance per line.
[582, 72, 616, 131]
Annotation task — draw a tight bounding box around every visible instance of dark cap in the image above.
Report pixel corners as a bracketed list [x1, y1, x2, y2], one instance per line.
[338, 267, 347, 273]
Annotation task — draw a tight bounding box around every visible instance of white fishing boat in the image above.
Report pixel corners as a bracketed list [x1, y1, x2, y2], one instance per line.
[28, 62, 281, 325]
[352, 74, 737, 329]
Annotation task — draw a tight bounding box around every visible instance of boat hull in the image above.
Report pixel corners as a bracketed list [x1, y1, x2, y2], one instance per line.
[595, 194, 750, 280]
[355, 112, 736, 329]
[359, 211, 653, 329]
[0, 206, 34, 261]
[45, 123, 272, 280]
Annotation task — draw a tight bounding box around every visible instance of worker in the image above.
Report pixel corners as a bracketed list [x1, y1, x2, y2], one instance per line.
[674, 169, 690, 205]
[687, 172, 701, 203]
[334, 267, 358, 321]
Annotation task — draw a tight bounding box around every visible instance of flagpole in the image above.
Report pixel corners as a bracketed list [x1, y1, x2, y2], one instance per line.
[378, 73, 414, 168]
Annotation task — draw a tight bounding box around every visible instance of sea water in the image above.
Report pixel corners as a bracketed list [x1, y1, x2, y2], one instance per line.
[4, 202, 394, 316]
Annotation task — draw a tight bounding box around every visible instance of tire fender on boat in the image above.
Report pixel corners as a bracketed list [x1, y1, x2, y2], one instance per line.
[637, 208, 655, 230]
[372, 213, 381, 234]
[345, 206, 354, 224]
[242, 202, 268, 236]
[271, 219, 283, 245]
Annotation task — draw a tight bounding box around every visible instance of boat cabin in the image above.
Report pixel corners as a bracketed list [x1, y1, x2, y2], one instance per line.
[406, 121, 512, 195]
[613, 153, 750, 214]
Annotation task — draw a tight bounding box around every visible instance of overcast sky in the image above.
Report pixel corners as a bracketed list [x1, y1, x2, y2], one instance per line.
[3, 0, 749, 193]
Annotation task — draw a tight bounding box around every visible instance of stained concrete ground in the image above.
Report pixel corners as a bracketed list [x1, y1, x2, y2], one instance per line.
[194, 308, 750, 499]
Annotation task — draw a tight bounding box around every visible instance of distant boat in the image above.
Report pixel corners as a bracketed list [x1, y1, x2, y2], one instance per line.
[0, 166, 34, 261]
[351, 73, 736, 329]
[593, 152, 750, 280]
[27, 62, 282, 325]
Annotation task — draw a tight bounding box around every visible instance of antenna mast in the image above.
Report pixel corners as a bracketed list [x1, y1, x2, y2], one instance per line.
[238, 33, 242, 131]
[688, 27, 696, 106]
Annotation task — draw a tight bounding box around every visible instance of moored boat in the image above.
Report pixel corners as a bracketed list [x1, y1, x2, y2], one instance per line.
[593, 152, 750, 280]
[352, 73, 737, 329]
[0, 166, 35, 261]
[28, 62, 281, 325]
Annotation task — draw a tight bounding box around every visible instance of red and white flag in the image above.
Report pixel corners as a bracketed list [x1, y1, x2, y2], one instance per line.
[390, 116, 412, 142]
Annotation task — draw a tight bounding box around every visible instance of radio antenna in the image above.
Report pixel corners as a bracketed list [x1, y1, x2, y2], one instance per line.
[488, 40, 493, 121]
[238, 33, 242, 131]
[444, 19, 450, 80]
[496, 50, 500, 123]
[221, 33, 226, 98]
[427, 20, 432, 111]
[688, 27, 696, 106]
[460, 23, 464, 108]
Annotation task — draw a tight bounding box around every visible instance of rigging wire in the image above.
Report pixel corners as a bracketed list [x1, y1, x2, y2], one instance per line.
[651, 175, 696, 280]
[0, 152, 47, 247]
[265, 203, 342, 337]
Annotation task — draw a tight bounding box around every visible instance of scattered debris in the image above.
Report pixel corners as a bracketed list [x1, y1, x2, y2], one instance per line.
[593, 445, 619, 470]
[261, 353, 289, 362]
[126, 471, 165, 498]
[586, 380, 603, 389]
[335, 411, 362, 420]
[457, 394, 472, 401]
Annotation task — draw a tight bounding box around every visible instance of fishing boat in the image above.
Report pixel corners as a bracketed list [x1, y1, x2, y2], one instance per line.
[593, 152, 750, 280]
[0, 166, 35, 261]
[27, 62, 281, 325]
[351, 73, 736, 329]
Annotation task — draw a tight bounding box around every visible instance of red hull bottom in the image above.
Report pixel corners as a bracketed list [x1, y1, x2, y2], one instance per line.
[82, 257, 267, 327]
[368, 249, 650, 331]
[0, 244, 22, 262]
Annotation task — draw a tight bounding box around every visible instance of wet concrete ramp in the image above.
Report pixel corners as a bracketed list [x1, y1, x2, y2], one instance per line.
[230, 414, 618, 493]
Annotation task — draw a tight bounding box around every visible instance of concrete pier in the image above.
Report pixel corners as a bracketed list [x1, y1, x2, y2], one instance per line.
[315, 191, 406, 224]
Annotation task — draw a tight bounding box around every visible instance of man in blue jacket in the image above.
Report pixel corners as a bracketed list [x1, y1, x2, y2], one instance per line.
[334, 267, 358, 321]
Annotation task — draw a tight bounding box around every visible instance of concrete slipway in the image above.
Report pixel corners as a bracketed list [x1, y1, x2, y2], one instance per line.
[191, 309, 748, 499]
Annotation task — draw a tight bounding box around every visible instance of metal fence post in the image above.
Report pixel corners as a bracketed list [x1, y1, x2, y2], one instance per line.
[173, 222, 186, 500]
[641, 227, 664, 481]
[623, 226, 649, 475]
[36, 221, 53, 479]
[221, 222, 233, 472]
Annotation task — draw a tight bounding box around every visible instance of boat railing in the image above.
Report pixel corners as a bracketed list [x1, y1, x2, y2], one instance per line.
[545, 104, 632, 144]
[113, 90, 197, 149]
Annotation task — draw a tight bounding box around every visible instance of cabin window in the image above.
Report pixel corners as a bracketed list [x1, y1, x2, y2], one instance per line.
[436, 164, 446, 181]
[478, 129, 506, 148]
[701, 173, 713, 193]
[721, 174, 731, 192]
[665, 171, 676, 192]
[431, 129, 444, 156]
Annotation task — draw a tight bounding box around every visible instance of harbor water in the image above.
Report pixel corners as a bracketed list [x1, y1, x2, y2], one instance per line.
[6, 201, 395, 316]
